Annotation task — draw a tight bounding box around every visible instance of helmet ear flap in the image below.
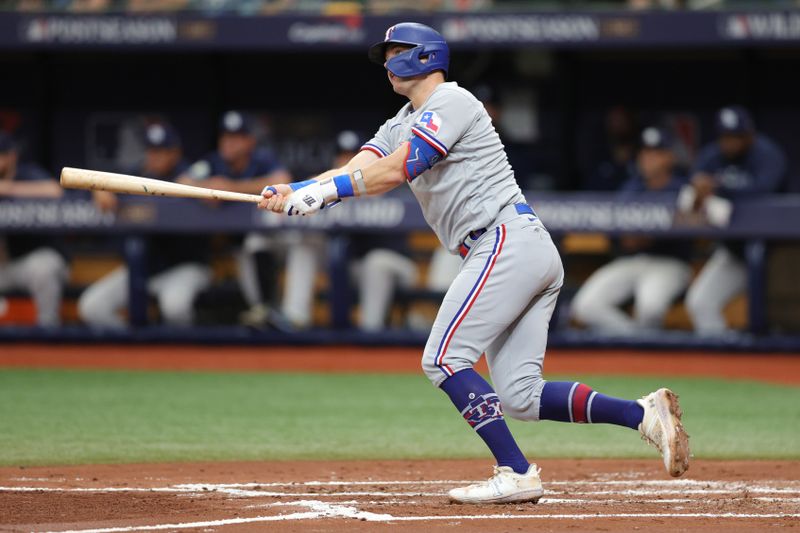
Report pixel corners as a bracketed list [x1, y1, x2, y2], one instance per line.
[385, 44, 448, 78]
[368, 23, 450, 77]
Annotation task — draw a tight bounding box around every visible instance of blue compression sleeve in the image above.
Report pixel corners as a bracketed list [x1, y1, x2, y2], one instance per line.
[404, 135, 444, 180]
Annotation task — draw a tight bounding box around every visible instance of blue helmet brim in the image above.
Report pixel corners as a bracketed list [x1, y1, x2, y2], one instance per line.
[368, 39, 418, 65]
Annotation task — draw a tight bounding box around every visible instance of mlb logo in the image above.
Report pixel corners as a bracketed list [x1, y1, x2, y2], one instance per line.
[417, 111, 441, 134]
[385, 25, 396, 41]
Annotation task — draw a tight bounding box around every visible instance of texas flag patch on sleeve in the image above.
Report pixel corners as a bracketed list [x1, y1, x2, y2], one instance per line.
[416, 111, 441, 134]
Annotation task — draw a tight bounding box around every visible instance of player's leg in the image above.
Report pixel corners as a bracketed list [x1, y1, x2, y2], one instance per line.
[237, 232, 281, 327]
[685, 246, 746, 334]
[632, 256, 691, 329]
[423, 219, 561, 503]
[280, 231, 324, 329]
[237, 232, 270, 309]
[12, 248, 68, 327]
[488, 269, 689, 478]
[358, 249, 418, 331]
[569, 256, 642, 334]
[421, 224, 541, 477]
[149, 263, 213, 326]
[77, 265, 129, 328]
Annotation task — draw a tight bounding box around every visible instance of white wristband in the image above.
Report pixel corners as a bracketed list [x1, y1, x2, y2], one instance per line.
[353, 168, 367, 196]
[318, 178, 340, 203]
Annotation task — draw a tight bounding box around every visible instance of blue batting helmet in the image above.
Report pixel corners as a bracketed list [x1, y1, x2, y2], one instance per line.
[368, 22, 449, 78]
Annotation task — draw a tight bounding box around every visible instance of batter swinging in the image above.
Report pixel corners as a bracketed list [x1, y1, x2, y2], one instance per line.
[259, 22, 690, 504]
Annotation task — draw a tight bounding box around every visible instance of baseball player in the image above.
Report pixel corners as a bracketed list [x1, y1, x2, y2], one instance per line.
[178, 110, 297, 330]
[684, 106, 787, 334]
[78, 122, 213, 328]
[0, 131, 69, 327]
[570, 126, 693, 334]
[259, 23, 690, 503]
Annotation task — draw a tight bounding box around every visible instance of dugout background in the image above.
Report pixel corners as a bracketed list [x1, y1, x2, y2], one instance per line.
[3, 46, 800, 193]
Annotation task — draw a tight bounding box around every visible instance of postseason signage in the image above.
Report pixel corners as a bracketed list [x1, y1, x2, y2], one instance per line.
[19, 15, 177, 45]
[2, 193, 800, 239]
[438, 15, 601, 45]
[2, 11, 800, 50]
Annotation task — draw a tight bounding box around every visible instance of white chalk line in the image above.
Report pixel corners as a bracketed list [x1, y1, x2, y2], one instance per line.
[6, 485, 800, 497]
[8, 485, 800, 507]
[16, 478, 800, 532]
[10, 478, 800, 489]
[179, 478, 800, 488]
[241, 496, 800, 508]
[40, 506, 800, 533]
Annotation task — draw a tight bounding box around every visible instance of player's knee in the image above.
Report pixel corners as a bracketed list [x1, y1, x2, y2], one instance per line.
[420, 351, 442, 385]
[364, 249, 402, 275]
[420, 349, 472, 387]
[158, 294, 194, 326]
[569, 291, 604, 326]
[28, 249, 67, 284]
[496, 376, 547, 421]
[685, 285, 717, 320]
[634, 299, 670, 327]
[78, 291, 114, 327]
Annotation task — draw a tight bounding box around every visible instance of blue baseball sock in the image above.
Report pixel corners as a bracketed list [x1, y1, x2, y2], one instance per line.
[539, 381, 644, 430]
[440, 369, 530, 474]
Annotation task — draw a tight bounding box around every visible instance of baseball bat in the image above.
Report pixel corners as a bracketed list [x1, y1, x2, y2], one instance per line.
[59, 167, 264, 203]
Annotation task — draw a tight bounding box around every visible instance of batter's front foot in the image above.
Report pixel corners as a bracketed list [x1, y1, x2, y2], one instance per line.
[448, 464, 543, 504]
[637, 388, 691, 477]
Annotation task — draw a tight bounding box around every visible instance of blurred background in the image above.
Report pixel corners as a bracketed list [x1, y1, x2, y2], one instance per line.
[1, 0, 800, 350]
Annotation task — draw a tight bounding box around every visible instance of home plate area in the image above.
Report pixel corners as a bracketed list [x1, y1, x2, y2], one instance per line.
[1, 460, 799, 532]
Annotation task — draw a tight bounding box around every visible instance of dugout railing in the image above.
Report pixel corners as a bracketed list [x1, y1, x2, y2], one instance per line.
[1, 191, 799, 350]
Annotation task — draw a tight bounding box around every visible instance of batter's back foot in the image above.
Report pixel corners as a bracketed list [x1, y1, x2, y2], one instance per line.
[448, 464, 543, 504]
[637, 388, 691, 477]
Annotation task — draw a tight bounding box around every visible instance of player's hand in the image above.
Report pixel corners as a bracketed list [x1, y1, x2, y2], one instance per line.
[284, 183, 325, 216]
[259, 183, 292, 212]
[691, 172, 717, 209]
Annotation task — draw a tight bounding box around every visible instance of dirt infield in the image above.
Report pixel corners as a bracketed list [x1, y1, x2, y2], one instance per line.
[1, 345, 799, 531]
[1, 459, 799, 532]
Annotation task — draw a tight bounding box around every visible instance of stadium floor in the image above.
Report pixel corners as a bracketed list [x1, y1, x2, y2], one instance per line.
[2, 459, 798, 532]
[1, 345, 798, 531]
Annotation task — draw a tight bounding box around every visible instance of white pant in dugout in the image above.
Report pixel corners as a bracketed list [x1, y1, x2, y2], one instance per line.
[238, 231, 322, 328]
[353, 249, 418, 331]
[0, 247, 69, 327]
[570, 254, 692, 334]
[685, 246, 746, 334]
[78, 263, 212, 328]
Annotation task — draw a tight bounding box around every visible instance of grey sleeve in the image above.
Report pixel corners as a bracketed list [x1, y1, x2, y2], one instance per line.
[410, 89, 477, 156]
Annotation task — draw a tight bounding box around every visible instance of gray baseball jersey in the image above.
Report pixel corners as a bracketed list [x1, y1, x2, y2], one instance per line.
[364, 81, 564, 416]
[364, 81, 526, 254]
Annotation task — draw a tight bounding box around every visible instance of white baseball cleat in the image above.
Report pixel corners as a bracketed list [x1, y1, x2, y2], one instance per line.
[448, 464, 543, 504]
[638, 388, 690, 477]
